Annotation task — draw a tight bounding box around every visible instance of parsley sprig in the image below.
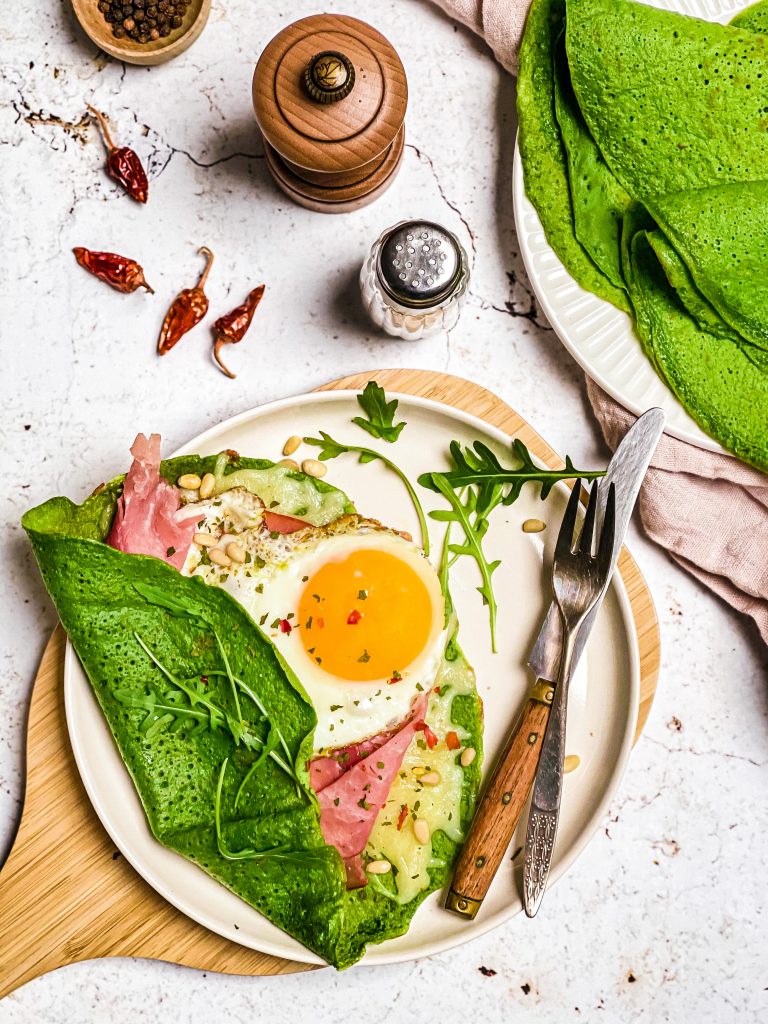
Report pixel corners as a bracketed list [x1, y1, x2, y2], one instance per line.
[303, 431, 430, 556]
[352, 380, 405, 442]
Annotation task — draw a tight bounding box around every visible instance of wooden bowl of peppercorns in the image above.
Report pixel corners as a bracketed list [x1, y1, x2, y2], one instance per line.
[72, 0, 211, 65]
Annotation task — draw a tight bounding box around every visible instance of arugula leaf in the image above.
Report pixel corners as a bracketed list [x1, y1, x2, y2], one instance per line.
[234, 724, 281, 811]
[215, 759, 329, 863]
[303, 431, 430, 557]
[114, 686, 210, 740]
[418, 439, 604, 506]
[215, 759, 291, 861]
[352, 381, 405, 443]
[429, 477, 500, 653]
[420, 439, 604, 650]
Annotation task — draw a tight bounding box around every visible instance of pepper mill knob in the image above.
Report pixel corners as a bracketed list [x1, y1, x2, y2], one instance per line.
[303, 51, 355, 103]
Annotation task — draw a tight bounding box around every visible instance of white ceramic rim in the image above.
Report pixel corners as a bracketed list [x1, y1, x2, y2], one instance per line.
[64, 388, 641, 967]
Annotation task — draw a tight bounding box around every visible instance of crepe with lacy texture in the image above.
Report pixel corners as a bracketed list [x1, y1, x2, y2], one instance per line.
[23, 452, 482, 969]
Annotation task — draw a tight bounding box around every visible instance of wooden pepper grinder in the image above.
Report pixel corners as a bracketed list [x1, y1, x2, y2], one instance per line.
[252, 14, 408, 213]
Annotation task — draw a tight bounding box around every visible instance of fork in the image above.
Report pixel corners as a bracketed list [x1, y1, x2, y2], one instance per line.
[522, 478, 616, 917]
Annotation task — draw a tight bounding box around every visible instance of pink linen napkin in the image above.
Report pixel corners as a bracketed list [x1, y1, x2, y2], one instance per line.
[426, 0, 768, 640]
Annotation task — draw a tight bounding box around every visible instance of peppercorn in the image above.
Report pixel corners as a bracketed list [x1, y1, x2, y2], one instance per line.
[97, 0, 188, 42]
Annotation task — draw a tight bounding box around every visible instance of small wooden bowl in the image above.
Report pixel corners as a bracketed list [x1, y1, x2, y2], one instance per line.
[71, 0, 211, 66]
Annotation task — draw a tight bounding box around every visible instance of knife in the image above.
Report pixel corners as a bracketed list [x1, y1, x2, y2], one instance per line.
[445, 408, 664, 920]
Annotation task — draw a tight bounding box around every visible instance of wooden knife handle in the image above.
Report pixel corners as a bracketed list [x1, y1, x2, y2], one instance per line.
[445, 683, 553, 919]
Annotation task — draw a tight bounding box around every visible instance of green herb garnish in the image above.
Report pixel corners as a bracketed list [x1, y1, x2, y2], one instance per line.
[352, 380, 406, 442]
[303, 431, 430, 556]
[215, 759, 323, 863]
[419, 439, 604, 509]
[131, 582, 301, 789]
[420, 440, 604, 650]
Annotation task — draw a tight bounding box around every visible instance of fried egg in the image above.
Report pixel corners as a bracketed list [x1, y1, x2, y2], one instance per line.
[180, 489, 447, 751]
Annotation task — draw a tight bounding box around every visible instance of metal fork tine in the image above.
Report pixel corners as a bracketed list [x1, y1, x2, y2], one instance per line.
[555, 481, 582, 560]
[578, 480, 599, 556]
[597, 482, 616, 573]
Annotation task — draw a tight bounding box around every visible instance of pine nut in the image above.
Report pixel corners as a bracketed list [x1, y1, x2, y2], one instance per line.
[522, 518, 546, 533]
[460, 747, 476, 767]
[178, 473, 202, 490]
[413, 818, 430, 845]
[420, 770, 441, 786]
[279, 458, 300, 471]
[302, 458, 327, 479]
[198, 472, 216, 499]
[564, 754, 581, 774]
[226, 541, 246, 563]
[209, 549, 231, 567]
[411, 766, 426, 777]
[366, 859, 392, 875]
[283, 435, 301, 456]
[193, 532, 217, 547]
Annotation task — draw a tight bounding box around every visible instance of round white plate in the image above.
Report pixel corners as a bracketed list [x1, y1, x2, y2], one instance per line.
[65, 390, 640, 967]
[512, 0, 743, 455]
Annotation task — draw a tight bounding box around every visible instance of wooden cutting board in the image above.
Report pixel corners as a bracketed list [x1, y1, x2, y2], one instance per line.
[0, 369, 660, 998]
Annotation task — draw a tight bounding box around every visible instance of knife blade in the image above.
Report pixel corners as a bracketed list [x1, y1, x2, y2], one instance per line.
[527, 407, 665, 683]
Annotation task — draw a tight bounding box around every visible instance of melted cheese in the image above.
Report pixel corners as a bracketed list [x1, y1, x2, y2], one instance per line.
[365, 649, 477, 903]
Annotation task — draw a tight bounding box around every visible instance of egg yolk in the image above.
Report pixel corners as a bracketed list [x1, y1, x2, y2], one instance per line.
[297, 548, 437, 682]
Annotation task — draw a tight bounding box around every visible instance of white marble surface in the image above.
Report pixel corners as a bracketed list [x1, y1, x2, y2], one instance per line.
[1, 1, 766, 1021]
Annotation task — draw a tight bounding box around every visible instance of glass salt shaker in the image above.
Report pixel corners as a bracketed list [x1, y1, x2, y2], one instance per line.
[360, 220, 469, 340]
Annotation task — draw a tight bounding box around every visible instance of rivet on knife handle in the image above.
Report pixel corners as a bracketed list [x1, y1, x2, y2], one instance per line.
[445, 683, 554, 919]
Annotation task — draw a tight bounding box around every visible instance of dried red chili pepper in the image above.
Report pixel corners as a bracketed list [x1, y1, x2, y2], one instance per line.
[157, 247, 214, 356]
[73, 247, 154, 293]
[87, 104, 148, 203]
[211, 285, 266, 379]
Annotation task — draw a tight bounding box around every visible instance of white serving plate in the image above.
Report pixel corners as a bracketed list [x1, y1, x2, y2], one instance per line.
[64, 390, 639, 966]
[512, 0, 744, 455]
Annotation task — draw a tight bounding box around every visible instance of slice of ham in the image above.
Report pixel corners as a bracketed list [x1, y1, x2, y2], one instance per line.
[343, 855, 368, 890]
[107, 433, 198, 571]
[310, 720, 411, 793]
[315, 692, 428, 861]
[263, 511, 310, 534]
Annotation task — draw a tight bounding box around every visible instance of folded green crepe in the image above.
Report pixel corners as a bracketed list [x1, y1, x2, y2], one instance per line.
[645, 183, 768, 352]
[518, 0, 768, 471]
[23, 454, 482, 969]
[627, 234, 768, 468]
[552, 31, 631, 292]
[566, 0, 768, 198]
[517, 0, 631, 311]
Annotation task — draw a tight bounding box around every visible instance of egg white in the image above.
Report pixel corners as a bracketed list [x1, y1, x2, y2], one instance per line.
[179, 489, 447, 751]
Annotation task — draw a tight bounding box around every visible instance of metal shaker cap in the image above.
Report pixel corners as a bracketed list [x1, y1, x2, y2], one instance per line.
[377, 221, 462, 308]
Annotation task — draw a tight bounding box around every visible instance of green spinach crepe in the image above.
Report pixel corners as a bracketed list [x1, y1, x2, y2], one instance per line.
[518, 0, 768, 471]
[23, 449, 482, 969]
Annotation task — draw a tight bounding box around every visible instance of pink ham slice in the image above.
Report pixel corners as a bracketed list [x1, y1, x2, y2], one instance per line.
[107, 433, 198, 571]
[310, 722, 409, 793]
[315, 692, 428, 863]
[263, 511, 310, 534]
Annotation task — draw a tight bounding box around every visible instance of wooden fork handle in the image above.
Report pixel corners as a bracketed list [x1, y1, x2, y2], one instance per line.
[445, 682, 553, 919]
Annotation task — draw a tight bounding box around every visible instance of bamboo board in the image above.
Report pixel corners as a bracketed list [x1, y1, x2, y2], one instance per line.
[0, 370, 660, 998]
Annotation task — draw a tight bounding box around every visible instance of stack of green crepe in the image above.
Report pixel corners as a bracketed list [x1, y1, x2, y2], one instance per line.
[518, 0, 768, 471]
